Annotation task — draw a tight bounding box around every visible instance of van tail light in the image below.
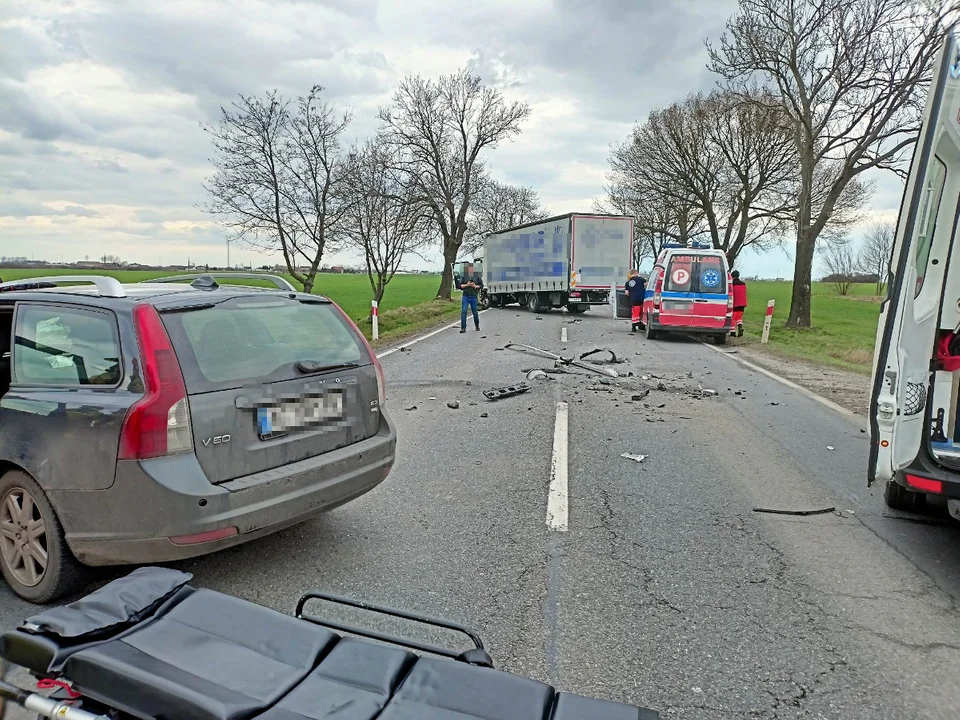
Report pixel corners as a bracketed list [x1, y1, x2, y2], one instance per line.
[119, 304, 193, 460]
[654, 277, 663, 308]
[332, 302, 386, 407]
[905, 474, 942, 494]
[727, 274, 734, 312]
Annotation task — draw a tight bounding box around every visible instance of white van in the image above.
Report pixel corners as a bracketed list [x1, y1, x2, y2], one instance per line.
[871, 35, 960, 518]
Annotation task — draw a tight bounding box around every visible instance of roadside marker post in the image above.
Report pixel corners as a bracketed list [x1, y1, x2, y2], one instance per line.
[761, 299, 775, 344]
[371, 300, 379, 341]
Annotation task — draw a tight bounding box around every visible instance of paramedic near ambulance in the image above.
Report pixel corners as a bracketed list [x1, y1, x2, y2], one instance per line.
[625, 270, 646, 332]
[731, 270, 747, 337]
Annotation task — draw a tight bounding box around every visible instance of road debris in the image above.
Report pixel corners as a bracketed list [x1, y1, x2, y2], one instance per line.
[827, 446, 835, 451]
[483, 383, 532, 401]
[447, 400, 460, 409]
[480, 412, 488, 418]
[526, 369, 551, 381]
[769, 402, 780, 406]
[580, 348, 626, 364]
[752, 506, 836, 516]
[400, 347, 412, 353]
[404, 405, 417, 411]
[503, 342, 619, 378]
[621, 452, 648, 463]
[565, 319, 583, 324]
[428, 396, 437, 400]
[632, 389, 650, 401]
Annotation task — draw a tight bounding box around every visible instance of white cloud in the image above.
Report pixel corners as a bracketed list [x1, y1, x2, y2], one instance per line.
[0, 0, 911, 277]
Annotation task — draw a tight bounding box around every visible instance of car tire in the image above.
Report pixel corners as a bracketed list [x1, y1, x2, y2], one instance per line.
[0, 470, 87, 603]
[527, 293, 539, 313]
[884, 478, 925, 512]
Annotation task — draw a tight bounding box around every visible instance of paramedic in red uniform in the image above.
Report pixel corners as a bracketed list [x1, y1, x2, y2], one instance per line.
[731, 270, 747, 337]
[626, 270, 646, 332]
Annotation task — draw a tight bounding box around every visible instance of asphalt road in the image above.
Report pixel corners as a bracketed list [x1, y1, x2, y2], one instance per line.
[3, 308, 960, 718]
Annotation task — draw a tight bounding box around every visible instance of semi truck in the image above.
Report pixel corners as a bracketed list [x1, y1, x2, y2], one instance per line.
[482, 213, 634, 313]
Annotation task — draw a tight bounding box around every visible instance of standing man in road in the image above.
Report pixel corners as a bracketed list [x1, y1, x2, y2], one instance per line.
[625, 269, 646, 332]
[457, 262, 483, 333]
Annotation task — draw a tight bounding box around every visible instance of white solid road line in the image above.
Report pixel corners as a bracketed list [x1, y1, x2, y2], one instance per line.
[377, 309, 489, 359]
[546, 401, 570, 532]
[561, 326, 568, 343]
[701, 342, 866, 422]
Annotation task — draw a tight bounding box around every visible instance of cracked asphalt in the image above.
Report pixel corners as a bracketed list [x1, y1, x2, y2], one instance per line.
[3, 308, 960, 718]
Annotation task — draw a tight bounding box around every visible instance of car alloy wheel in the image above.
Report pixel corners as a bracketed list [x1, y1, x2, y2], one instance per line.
[0, 486, 48, 588]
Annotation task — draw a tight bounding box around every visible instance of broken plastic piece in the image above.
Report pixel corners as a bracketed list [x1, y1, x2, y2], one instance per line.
[526, 369, 551, 381]
[504, 343, 618, 378]
[752, 506, 836, 516]
[621, 452, 647, 463]
[483, 383, 532, 401]
[404, 405, 417, 411]
[580, 348, 624, 364]
[447, 400, 460, 409]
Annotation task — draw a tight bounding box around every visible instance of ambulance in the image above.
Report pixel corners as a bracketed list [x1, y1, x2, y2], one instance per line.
[641, 241, 733, 344]
[870, 34, 960, 520]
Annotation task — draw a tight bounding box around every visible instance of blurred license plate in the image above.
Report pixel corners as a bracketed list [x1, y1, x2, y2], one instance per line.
[257, 391, 343, 436]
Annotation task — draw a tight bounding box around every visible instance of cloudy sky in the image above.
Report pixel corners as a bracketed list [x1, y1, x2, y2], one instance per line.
[0, 0, 906, 277]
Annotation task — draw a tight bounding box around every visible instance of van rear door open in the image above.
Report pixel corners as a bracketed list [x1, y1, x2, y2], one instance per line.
[869, 35, 960, 496]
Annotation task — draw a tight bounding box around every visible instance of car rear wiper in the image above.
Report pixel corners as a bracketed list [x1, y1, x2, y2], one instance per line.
[296, 360, 360, 375]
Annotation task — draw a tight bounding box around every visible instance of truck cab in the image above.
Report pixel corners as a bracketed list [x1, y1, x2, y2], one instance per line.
[870, 34, 960, 519]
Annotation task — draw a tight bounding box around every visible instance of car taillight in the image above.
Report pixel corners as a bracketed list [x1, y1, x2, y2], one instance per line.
[119, 304, 193, 460]
[332, 302, 386, 407]
[654, 277, 663, 307]
[905, 474, 942, 494]
[727, 274, 733, 311]
[569, 291, 581, 298]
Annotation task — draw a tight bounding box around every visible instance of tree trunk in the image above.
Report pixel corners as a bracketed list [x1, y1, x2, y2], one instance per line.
[302, 275, 315, 294]
[436, 240, 458, 300]
[785, 227, 815, 327]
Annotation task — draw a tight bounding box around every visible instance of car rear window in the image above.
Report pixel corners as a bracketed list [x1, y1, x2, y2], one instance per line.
[161, 297, 366, 392]
[665, 254, 727, 294]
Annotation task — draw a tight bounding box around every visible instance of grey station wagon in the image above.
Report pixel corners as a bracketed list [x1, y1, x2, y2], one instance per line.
[0, 274, 396, 602]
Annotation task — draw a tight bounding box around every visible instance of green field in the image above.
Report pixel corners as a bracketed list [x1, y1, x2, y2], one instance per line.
[737, 281, 881, 373]
[0, 268, 453, 344]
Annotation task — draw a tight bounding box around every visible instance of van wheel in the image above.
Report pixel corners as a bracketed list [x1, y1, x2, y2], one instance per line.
[884, 479, 925, 512]
[0, 470, 86, 603]
[644, 319, 660, 340]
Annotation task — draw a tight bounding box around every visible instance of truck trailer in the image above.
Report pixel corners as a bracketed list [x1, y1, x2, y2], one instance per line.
[483, 213, 634, 313]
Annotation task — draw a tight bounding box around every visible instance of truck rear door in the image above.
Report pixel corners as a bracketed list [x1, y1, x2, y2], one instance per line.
[869, 35, 960, 486]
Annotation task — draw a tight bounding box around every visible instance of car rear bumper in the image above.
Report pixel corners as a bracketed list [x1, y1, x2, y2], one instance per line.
[52, 410, 397, 565]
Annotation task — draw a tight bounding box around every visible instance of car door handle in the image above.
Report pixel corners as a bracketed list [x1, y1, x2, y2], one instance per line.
[694, 299, 708, 303]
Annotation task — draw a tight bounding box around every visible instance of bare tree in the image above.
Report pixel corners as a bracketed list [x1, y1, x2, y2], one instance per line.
[612, 89, 797, 266]
[343, 139, 431, 304]
[858, 220, 895, 295]
[462, 175, 548, 255]
[709, 0, 956, 327]
[203, 86, 352, 293]
[378, 69, 531, 299]
[821, 241, 859, 295]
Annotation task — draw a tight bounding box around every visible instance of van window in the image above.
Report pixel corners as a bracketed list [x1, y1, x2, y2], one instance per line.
[665, 254, 727, 294]
[914, 157, 947, 297]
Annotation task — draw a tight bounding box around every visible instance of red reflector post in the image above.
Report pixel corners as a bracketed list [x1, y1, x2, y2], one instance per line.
[169, 527, 238, 546]
[905, 474, 943, 494]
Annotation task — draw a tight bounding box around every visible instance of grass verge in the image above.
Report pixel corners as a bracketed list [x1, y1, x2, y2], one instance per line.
[358, 299, 462, 348]
[734, 281, 881, 374]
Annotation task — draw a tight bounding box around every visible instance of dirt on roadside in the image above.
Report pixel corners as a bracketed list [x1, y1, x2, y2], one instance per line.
[732, 345, 871, 418]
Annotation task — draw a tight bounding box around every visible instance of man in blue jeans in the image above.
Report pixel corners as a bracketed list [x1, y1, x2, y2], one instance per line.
[457, 262, 483, 333]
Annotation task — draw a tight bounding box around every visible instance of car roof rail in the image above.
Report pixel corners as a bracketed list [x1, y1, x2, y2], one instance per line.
[0, 276, 127, 298]
[144, 273, 298, 292]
